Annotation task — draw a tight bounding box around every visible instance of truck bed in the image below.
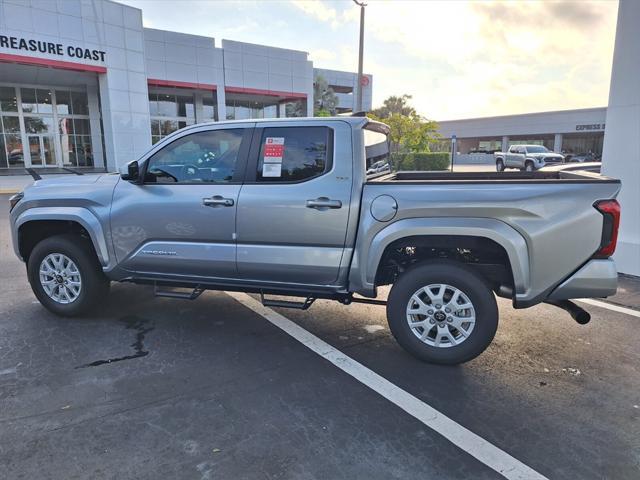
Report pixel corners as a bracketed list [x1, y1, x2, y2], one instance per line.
[368, 170, 619, 184]
[358, 168, 621, 305]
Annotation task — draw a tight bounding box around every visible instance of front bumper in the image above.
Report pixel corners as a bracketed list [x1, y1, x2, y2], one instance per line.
[548, 259, 618, 300]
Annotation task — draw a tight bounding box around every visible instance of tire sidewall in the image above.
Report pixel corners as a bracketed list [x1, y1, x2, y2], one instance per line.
[525, 161, 534, 172]
[496, 159, 504, 172]
[27, 235, 107, 317]
[387, 261, 498, 365]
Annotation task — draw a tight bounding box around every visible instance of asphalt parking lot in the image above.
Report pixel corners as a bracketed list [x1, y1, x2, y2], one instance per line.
[1, 194, 639, 479]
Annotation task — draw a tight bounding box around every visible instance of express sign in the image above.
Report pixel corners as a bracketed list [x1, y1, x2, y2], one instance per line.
[0, 35, 106, 62]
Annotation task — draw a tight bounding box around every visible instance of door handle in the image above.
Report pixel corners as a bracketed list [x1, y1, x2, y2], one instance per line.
[203, 195, 234, 207]
[306, 197, 342, 210]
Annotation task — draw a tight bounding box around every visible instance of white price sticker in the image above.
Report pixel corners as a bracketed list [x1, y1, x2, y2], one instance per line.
[262, 163, 282, 177]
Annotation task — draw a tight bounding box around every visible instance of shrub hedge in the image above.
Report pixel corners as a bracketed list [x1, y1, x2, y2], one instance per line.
[391, 152, 451, 171]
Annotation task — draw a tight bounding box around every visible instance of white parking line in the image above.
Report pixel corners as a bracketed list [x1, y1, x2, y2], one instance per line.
[577, 298, 640, 318]
[227, 292, 547, 480]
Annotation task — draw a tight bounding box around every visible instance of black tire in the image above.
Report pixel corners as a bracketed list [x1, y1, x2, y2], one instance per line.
[524, 161, 534, 172]
[386, 261, 498, 365]
[27, 234, 110, 317]
[496, 159, 505, 172]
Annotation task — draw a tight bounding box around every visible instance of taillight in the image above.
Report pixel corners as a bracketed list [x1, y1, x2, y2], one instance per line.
[593, 199, 620, 258]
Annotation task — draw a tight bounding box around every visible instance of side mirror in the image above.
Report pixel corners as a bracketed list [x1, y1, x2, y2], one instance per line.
[121, 161, 140, 182]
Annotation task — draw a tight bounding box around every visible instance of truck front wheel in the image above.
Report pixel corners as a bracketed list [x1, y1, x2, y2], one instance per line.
[524, 161, 534, 172]
[27, 234, 110, 317]
[386, 261, 498, 365]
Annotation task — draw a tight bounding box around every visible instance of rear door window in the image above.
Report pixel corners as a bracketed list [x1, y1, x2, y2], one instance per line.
[255, 126, 332, 182]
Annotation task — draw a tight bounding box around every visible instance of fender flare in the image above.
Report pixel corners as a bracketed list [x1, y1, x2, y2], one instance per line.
[14, 207, 110, 266]
[351, 217, 530, 298]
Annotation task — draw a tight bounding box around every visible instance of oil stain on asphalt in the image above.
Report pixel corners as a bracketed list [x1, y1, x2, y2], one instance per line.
[77, 315, 154, 368]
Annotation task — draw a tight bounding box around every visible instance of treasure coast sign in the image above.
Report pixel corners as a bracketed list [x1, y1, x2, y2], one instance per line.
[0, 34, 106, 62]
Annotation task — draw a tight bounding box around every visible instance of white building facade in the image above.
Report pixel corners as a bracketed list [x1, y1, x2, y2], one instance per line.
[437, 107, 607, 162]
[0, 0, 373, 173]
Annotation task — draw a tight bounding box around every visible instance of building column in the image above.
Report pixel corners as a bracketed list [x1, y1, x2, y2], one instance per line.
[194, 91, 204, 123]
[602, 0, 640, 276]
[501, 136, 509, 150]
[553, 133, 563, 153]
[216, 88, 227, 121]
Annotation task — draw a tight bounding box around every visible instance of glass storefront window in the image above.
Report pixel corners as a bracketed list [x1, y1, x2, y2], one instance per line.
[21, 88, 37, 114]
[37, 89, 53, 114]
[264, 104, 277, 118]
[148, 93, 159, 116]
[284, 100, 306, 117]
[70, 91, 89, 115]
[24, 116, 54, 134]
[202, 95, 217, 120]
[226, 98, 287, 120]
[157, 93, 177, 117]
[1, 84, 101, 170]
[56, 90, 71, 115]
[59, 117, 73, 135]
[5, 134, 24, 167]
[177, 95, 194, 117]
[0, 135, 6, 168]
[0, 87, 18, 112]
[148, 87, 197, 143]
[73, 118, 91, 136]
[1, 116, 20, 133]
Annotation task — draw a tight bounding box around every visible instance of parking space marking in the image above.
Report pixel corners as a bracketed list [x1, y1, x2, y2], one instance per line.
[227, 292, 548, 480]
[577, 298, 640, 318]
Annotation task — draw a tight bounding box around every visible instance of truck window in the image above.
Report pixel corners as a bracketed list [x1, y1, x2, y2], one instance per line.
[255, 126, 332, 182]
[144, 129, 244, 183]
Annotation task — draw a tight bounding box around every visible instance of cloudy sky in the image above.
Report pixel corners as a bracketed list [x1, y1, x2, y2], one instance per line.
[120, 0, 619, 121]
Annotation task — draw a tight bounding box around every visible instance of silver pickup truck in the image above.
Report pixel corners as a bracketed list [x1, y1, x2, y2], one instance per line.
[9, 117, 621, 364]
[495, 144, 564, 172]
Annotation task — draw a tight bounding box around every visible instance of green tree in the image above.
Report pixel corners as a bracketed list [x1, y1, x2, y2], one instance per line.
[371, 94, 417, 119]
[313, 75, 338, 116]
[369, 94, 439, 155]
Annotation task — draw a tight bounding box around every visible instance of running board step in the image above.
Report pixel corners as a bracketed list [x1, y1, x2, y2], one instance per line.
[260, 292, 316, 310]
[154, 284, 205, 300]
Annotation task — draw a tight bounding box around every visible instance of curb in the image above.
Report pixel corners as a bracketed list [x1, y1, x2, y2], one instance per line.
[0, 188, 21, 195]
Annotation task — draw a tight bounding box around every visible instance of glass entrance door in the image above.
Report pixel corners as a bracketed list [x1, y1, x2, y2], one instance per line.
[28, 134, 57, 167]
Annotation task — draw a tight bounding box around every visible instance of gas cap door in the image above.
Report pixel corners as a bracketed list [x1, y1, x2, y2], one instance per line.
[370, 194, 398, 222]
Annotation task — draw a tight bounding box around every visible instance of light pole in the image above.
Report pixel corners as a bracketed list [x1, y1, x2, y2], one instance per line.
[353, 0, 366, 113]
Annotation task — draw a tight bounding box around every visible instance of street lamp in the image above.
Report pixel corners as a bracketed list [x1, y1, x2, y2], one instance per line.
[353, 0, 366, 113]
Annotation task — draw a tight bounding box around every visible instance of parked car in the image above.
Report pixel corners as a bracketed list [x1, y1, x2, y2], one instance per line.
[9, 117, 621, 365]
[567, 152, 600, 163]
[367, 160, 391, 175]
[541, 162, 602, 174]
[495, 144, 564, 172]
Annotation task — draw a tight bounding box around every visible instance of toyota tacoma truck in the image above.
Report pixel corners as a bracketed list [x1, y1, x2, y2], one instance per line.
[9, 117, 621, 365]
[495, 144, 564, 172]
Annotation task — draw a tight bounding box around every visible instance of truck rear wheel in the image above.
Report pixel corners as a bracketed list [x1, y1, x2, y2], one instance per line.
[496, 159, 505, 172]
[386, 261, 498, 365]
[27, 234, 110, 317]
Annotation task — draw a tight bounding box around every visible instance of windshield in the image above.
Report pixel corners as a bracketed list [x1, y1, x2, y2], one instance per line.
[526, 146, 549, 153]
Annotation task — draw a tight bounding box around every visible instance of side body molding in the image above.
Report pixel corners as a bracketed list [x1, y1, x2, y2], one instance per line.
[13, 207, 110, 267]
[349, 217, 530, 300]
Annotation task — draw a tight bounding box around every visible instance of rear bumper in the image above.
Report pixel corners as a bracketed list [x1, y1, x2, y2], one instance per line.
[548, 259, 618, 300]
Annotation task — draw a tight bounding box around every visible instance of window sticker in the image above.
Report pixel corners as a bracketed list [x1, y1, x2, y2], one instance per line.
[262, 163, 282, 177]
[264, 137, 285, 163]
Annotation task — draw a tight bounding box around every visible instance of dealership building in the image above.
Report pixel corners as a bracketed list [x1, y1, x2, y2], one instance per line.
[437, 107, 607, 161]
[0, 0, 372, 173]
